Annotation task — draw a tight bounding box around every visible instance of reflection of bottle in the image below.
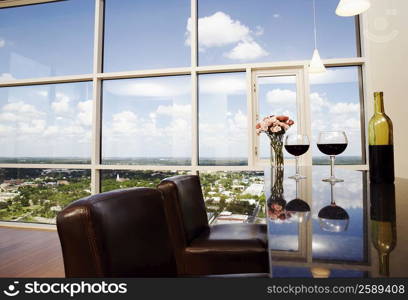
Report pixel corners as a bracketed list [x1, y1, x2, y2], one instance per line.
[370, 183, 397, 277]
[310, 267, 331, 278]
[368, 92, 394, 183]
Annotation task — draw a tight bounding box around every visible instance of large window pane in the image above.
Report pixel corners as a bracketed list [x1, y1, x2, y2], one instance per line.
[0, 0, 94, 80]
[198, 0, 358, 66]
[101, 170, 190, 193]
[0, 168, 91, 224]
[258, 75, 298, 159]
[200, 171, 265, 224]
[312, 168, 365, 262]
[310, 67, 363, 165]
[102, 76, 191, 165]
[0, 82, 93, 164]
[199, 72, 247, 166]
[104, 0, 190, 72]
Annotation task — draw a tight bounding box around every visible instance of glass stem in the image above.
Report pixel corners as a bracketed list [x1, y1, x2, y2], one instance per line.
[295, 156, 300, 176]
[330, 182, 335, 205]
[330, 155, 335, 178]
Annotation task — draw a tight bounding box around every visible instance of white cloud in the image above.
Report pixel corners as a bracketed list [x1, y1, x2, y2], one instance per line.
[310, 92, 329, 112]
[51, 97, 70, 114]
[105, 80, 189, 98]
[309, 68, 359, 84]
[77, 100, 92, 127]
[0, 124, 13, 136]
[43, 125, 59, 137]
[185, 11, 268, 61]
[0, 39, 5, 48]
[36, 90, 48, 97]
[111, 111, 139, 134]
[200, 110, 247, 157]
[0, 73, 14, 82]
[186, 11, 250, 48]
[273, 14, 280, 18]
[0, 101, 44, 122]
[267, 89, 296, 105]
[62, 125, 86, 136]
[200, 75, 246, 95]
[156, 104, 191, 119]
[254, 25, 264, 36]
[224, 40, 268, 61]
[330, 102, 360, 114]
[18, 119, 46, 135]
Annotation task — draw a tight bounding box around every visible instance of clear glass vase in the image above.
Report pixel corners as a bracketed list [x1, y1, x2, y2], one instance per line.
[268, 133, 284, 169]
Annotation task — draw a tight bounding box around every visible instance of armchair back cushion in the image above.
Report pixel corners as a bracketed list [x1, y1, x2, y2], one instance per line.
[57, 188, 177, 277]
[159, 175, 209, 244]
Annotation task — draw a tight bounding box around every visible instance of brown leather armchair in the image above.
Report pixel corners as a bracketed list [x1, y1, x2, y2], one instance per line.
[57, 188, 177, 277]
[158, 175, 269, 275]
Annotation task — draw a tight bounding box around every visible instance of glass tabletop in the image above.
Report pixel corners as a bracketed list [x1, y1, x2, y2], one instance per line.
[264, 166, 408, 278]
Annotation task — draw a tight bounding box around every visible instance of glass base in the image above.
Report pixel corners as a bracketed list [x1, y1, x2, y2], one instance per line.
[322, 177, 344, 183]
[288, 174, 307, 180]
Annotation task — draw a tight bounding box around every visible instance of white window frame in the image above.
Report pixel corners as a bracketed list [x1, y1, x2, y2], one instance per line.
[0, 0, 370, 213]
[252, 67, 311, 167]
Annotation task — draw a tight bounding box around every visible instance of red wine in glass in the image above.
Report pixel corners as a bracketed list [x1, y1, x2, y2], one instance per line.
[317, 143, 347, 156]
[285, 145, 310, 156]
[285, 134, 310, 180]
[317, 131, 348, 183]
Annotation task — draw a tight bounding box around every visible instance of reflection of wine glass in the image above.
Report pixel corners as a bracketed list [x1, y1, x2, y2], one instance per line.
[285, 134, 310, 180]
[318, 182, 349, 232]
[286, 178, 311, 223]
[317, 131, 348, 183]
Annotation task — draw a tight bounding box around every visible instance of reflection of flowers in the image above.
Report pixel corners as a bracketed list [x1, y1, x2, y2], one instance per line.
[268, 168, 293, 222]
[268, 198, 291, 221]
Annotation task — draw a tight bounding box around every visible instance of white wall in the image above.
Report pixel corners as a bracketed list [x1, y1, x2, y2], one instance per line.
[365, 0, 408, 178]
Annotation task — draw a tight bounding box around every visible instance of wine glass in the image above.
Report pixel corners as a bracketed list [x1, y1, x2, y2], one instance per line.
[318, 182, 349, 232]
[317, 131, 348, 183]
[286, 178, 311, 223]
[285, 134, 310, 180]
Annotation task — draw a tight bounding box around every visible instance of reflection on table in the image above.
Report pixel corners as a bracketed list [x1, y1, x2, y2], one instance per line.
[264, 166, 407, 278]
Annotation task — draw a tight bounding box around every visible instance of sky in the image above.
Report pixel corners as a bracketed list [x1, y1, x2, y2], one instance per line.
[0, 0, 362, 162]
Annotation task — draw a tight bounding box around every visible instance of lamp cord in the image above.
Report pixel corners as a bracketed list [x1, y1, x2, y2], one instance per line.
[313, 0, 318, 50]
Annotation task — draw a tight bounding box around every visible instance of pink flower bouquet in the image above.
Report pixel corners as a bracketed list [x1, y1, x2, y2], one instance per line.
[256, 115, 294, 136]
[256, 115, 294, 168]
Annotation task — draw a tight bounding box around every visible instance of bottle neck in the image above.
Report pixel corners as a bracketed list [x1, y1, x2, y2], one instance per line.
[374, 92, 385, 114]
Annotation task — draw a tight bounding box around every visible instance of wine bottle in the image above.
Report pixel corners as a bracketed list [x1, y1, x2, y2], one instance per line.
[368, 92, 395, 183]
[370, 183, 397, 277]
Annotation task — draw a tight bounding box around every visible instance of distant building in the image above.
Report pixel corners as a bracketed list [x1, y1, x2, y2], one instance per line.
[50, 205, 62, 212]
[232, 185, 245, 192]
[3, 179, 24, 185]
[57, 180, 70, 185]
[240, 198, 258, 205]
[214, 212, 248, 224]
[116, 174, 129, 182]
[243, 183, 264, 196]
[212, 196, 221, 202]
[0, 192, 19, 201]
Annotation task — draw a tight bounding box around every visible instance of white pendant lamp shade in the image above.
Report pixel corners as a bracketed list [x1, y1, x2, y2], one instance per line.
[309, 49, 326, 73]
[309, 0, 326, 74]
[336, 0, 371, 17]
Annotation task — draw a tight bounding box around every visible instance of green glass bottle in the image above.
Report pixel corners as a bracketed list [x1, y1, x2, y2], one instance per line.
[368, 92, 395, 183]
[370, 183, 397, 277]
